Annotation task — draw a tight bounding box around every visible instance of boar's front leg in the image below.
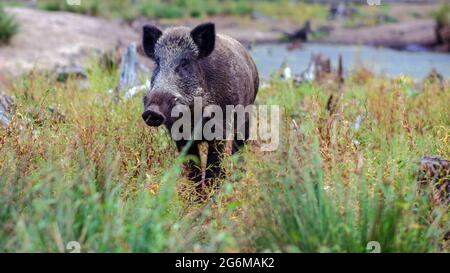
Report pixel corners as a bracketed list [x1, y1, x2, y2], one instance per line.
[232, 117, 250, 154]
[176, 140, 202, 184]
[205, 140, 226, 184]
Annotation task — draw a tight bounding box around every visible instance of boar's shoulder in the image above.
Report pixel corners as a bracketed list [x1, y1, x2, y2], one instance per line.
[200, 34, 259, 107]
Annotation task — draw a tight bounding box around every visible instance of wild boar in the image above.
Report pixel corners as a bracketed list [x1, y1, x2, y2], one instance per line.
[141, 22, 259, 192]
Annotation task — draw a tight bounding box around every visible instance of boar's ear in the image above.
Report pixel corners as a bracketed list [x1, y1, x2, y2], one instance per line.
[143, 25, 162, 60]
[191, 22, 215, 59]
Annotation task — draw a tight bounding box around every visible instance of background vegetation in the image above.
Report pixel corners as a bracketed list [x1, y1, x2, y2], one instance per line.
[0, 4, 19, 44]
[0, 61, 448, 252]
[4, 0, 328, 23]
[434, 3, 450, 27]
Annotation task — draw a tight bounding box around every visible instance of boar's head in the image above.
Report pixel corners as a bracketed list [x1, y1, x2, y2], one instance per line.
[141, 23, 216, 127]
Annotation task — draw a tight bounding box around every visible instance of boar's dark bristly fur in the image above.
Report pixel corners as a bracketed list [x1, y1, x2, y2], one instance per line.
[142, 22, 259, 194]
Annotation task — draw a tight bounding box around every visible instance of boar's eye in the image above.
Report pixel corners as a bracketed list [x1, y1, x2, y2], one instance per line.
[180, 58, 190, 68]
[175, 59, 190, 74]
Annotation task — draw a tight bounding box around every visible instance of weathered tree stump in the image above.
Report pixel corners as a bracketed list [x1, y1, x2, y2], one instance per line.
[118, 42, 139, 91]
[424, 68, 445, 90]
[294, 53, 343, 85]
[114, 42, 139, 103]
[0, 91, 14, 129]
[417, 156, 450, 205]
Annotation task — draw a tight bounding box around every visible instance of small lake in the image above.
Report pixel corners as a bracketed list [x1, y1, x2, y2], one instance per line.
[250, 43, 450, 80]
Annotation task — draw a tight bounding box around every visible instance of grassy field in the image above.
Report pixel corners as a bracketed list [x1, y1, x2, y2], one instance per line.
[0, 61, 448, 252]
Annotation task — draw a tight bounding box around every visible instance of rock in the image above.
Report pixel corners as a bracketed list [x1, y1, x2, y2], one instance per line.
[0, 91, 14, 129]
[26, 107, 66, 127]
[56, 65, 87, 82]
[417, 156, 450, 205]
[47, 107, 66, 123]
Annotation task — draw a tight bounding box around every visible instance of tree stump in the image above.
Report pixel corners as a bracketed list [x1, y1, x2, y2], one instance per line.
[0, 91, 14, 129]
[114, 42, 139, 102]
[418, 156, 450, 205]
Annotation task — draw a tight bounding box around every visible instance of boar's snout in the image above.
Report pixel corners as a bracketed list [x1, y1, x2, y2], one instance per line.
[142, 91, 177, 127]
[142, 105, 165, 127]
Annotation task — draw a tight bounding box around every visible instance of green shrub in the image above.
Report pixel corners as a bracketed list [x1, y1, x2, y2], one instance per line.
[434, 4, 450, 27]
[39, 0, 100, 16]
[224, 1, 254, 16]
[140, 2, 184, 19]
[0, 5, 19, 44]
[205, 5, 220, 17]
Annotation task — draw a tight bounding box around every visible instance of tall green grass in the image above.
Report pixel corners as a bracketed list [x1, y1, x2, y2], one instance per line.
[0, 62, 448, 252]
[244, 78, 449, 252]
[251, 119, 446, 252]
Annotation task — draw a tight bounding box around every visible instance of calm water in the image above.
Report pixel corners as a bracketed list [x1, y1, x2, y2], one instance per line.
[250, 43, 450, 80]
